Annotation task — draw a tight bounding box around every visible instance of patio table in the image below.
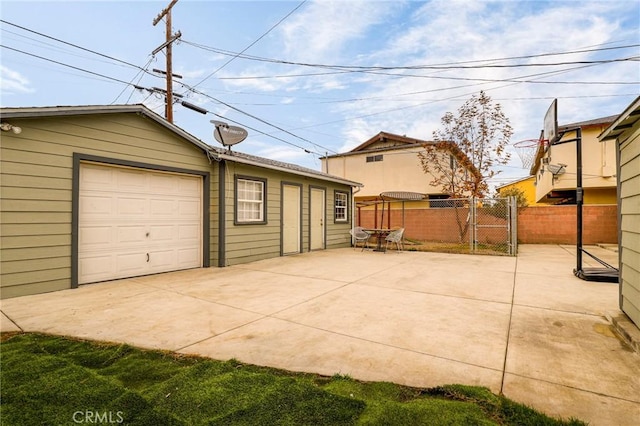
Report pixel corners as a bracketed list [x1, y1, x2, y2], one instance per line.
[364, 228, 394, 252]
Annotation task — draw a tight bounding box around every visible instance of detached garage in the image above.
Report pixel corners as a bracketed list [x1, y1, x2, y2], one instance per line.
[0, 105, 213, 298]
[1, 104, 359, 299]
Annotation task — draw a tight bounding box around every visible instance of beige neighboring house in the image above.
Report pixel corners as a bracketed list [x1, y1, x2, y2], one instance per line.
[321, 131, 475, 205]
[599, 96, 640, 329]
[0, 104, 360, 299]
[531, 115, 618, 205]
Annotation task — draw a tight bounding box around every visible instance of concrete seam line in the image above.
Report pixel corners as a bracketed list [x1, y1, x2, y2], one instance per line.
[503, 371, 640, 405]
[500, 255, 518, 394]
[269, 315, 504, 373]
[1, 311, 24, 332]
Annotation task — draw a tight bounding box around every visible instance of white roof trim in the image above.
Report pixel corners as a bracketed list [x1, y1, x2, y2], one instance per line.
[599, 96, 640, 143]
[216, 152, 362, 187]
[496, 175, 535, 190]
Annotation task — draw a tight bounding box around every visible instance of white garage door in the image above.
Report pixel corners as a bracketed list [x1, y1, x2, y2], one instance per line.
[78, 162, 203, 284]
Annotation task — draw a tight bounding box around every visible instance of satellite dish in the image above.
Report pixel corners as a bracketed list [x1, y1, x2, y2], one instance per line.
[210, 120, 248, 147]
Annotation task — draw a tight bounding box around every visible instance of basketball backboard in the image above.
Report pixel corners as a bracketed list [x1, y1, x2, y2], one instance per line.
[543, 99, 558, 144]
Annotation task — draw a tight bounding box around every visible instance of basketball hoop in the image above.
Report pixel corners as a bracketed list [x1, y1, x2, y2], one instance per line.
[513, 138, 548, 170]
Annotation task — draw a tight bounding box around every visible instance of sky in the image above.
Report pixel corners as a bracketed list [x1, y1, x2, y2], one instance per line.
[1, 0, 639, 189]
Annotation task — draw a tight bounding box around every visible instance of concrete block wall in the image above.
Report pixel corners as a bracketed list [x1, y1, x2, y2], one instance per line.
[357, 208, 507, 244]
[357, 204, 618, 245]
[517, 205, 618, 244]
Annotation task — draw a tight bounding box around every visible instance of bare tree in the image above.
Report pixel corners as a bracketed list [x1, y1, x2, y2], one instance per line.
[418, 91, 513, 198]
[418, 92, 513, 242]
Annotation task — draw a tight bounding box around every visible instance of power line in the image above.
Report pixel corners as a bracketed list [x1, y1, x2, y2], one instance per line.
[215, 65, 638, 86]
[182, 39, 639, 72]
[183, 39, 638, 88]
[0, 19, 156, 76]
[0, 17, 334, 156]
[1, 27, 131, 68]
[209, 112, 322, 156]
[189, 0, 307, 91]
[175, 100, 328, 157]
[181, 84, 338, 154]
[121, 58, 156, 104]
[0, 39, 336, 156]
[0, 44, 135, 86]
[2, 17, 635, 164]
[8, 40, 629, 161]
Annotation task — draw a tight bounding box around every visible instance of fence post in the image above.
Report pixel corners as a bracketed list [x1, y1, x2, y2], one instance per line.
[469, 197, 475, 253]
[509, 196, 518, 256]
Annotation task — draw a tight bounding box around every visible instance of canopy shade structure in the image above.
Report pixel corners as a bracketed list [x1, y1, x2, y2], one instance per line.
[379, 191, 426, 201]
[357, 191, 427, 230]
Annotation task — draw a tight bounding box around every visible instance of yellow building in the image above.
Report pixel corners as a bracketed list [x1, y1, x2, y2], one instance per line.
[496, 176, 540, 206]
[530, 115, 618, 205]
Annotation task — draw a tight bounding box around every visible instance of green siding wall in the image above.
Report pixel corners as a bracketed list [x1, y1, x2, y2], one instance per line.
[222, 162, 352, 266]
[0, 113, 217, 299]
[619, 126, 640, 327]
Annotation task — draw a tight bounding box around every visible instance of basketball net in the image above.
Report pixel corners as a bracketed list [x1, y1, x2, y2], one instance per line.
[513, 139, 546, 170]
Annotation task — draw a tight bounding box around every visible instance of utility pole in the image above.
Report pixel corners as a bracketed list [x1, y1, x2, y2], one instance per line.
[153, 0, 180, 123]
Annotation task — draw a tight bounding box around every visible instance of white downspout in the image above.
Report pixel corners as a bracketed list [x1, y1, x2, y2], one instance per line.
[352, 186, 361, 246]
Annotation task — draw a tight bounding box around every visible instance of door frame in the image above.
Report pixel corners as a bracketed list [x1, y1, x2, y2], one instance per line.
[72, 153, 210, 288]
[281, 182, 303, 255]
[309, 185, 326, 251]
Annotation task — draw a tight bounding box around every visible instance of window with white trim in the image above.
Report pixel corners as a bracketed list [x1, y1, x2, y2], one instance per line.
[236, 177, 266, 223]
[335, 191, 348, 222]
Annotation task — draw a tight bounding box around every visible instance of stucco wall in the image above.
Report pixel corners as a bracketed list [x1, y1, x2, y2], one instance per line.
[534, 125, 617, 202]
[323, 147, 444, 198]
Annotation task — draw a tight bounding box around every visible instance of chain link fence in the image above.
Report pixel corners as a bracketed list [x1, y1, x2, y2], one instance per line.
[356, 197, 517, 255]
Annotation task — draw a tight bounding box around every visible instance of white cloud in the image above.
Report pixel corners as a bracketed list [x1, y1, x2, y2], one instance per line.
[279, 1, 394, 62]
[319, 0, 638, 183]
[0, 66, 34, 95]
[337, 1, 637, 141]
[174, 67, 208, 80]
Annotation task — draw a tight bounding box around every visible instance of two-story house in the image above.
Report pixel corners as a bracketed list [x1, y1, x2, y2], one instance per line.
[531, 115, 618, 205]
[321, 131, 475, 203]
[321, 132, 479, 240]
[496, 115, 619, 245]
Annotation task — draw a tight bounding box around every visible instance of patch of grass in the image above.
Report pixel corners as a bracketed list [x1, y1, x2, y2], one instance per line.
[0, 333, 586, 425]
[426, 385, 586, 426]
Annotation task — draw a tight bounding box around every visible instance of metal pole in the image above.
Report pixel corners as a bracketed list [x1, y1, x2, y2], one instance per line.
[576, 127, 583, 273]
[469, 197, 474, 253]
[374, 200, 378, 229]
[512, 196, 518, 256]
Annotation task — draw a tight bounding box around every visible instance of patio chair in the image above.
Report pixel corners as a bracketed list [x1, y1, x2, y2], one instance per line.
[350, 226, 372, 251]
[385, 228, 405, 252]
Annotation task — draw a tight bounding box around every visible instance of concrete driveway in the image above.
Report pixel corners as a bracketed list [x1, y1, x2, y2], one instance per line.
[1, 245, 638, 425]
